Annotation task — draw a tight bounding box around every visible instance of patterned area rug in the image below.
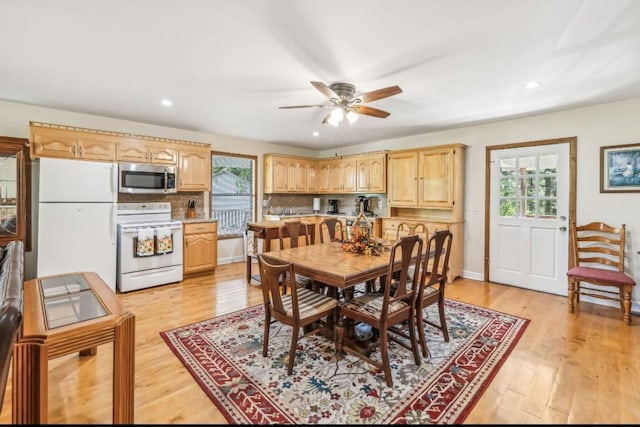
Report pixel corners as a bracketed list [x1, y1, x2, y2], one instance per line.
[160, 299, 529, 424]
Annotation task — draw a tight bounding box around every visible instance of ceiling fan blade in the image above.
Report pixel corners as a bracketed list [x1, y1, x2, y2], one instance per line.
[311, 81, 340, 101]
[279, 104, 331, 109]
[351, 105, 391, 118]
[355, 85, 403, 103]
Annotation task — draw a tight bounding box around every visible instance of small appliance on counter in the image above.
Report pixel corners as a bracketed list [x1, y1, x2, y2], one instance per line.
[327, 199, 339, 214]
[355, 196, 375, 216]
[313, 197, 321, 213]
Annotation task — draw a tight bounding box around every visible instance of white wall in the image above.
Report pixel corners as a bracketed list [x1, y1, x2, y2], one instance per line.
[2, 97, 640, 310]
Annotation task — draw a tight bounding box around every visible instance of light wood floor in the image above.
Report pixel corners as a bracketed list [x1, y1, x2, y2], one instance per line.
[1, 261, 639, 424]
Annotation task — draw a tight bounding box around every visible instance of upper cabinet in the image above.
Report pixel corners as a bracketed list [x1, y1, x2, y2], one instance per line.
[264, 154, 318, 194]
[388, 144, 465, 210]
[29, 122, 211, 193]
[116, 140, 177, 165]
[266, 151, 386, 194]
[178, 145, 211, 191]
[356, 153, 386, 193]
[31, 126, 115, 161]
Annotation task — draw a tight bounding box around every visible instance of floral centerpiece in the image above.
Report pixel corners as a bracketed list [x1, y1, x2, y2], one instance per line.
[341, 218, 383, 256]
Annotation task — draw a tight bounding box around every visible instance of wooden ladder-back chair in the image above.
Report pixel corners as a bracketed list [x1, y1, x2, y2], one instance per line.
[336, 235, 423, 387]
[566, 221, 636, 324]
[319, 217, 345, 243]
[257, 255, 338, 375]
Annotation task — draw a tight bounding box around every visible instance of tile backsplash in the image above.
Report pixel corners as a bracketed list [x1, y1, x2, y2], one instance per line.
[265, 194, 387, 216]
[118, 193, 207, 220]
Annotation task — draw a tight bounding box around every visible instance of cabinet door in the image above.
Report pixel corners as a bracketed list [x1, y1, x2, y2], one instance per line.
[307, 161, 318, 193]
[419, 147, 454, 207]
[77, 135, 116, 161]
[317, 160, 331, 192]
[329, 161, 343, 192]
[287, 158, 307, 192]
[388, 151, 419, 206]
[117, 141, 149, 163]
[178, 147, 211, 191]
[184, 233, 217, 273]
[342, 159, 357, 192]
[272, 156, 288, 192]
[356, 155, 386, 193]
[367, 155, 386, 193]
[31, 127, 77, 159]
[148, 143, 177, 165]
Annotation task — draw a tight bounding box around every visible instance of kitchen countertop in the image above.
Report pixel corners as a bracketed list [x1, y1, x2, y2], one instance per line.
[178, 218, 218, 224]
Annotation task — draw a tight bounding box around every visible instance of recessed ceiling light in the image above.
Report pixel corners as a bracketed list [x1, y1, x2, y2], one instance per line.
[525, 81, 541, 89]
[161, 99, 173, 107]
[312, 131, 319, 137]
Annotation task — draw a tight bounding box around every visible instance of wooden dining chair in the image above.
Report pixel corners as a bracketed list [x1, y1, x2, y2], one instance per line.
[257, 255, 338, 375]
[336, 235, 423, 387]
[566, 222, 636, 324]
[278, 220, 314, 290]
[414, 229, 453, 357]
[279, 220, 311, 249]
[319, 217, 345, 243]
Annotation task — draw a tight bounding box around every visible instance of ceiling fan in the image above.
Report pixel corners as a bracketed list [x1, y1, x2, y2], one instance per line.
[279, 81, 403, 125]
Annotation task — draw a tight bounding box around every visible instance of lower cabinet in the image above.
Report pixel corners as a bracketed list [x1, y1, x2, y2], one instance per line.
[183, 221, 218, 275]
[381, 217, 463, 283]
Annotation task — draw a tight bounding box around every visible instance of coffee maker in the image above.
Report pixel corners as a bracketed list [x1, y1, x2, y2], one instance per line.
[356, 196, 373, 216]
[327, 199, 339, 214]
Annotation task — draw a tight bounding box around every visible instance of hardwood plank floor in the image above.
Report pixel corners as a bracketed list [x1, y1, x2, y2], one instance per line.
[1, 261, 639, 424]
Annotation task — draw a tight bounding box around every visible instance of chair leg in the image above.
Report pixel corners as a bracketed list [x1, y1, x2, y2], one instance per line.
[263, 311, 271, 357]
[407, 310, 421, 366]
[288, 326, 300, 375]
[379, 328, 393, 387]
[416, 304, 428, 358]
[622, 286, 632, 325]
[438, 296, 450, 342]
[567, 279, 576, 313]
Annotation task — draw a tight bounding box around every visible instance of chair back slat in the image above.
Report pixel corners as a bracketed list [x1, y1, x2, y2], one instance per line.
[319, 218, 344, 243]
[383, 235, 423, 310]
[572, 221, 626, 272]
[258, 255, 299, 320]
[279, 220, 311, 249]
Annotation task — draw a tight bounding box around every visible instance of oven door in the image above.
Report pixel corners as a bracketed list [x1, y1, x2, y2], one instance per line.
[117, 222, 183, 292]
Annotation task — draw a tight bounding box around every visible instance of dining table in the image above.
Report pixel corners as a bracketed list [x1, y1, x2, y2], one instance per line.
[259, 241, 396, 291]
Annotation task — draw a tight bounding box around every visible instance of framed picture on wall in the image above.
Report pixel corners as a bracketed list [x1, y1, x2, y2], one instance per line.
[600, 143, 640, 193]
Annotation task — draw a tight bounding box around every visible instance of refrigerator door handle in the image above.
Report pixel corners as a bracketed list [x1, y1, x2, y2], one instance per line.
[111, 204, 116, 245]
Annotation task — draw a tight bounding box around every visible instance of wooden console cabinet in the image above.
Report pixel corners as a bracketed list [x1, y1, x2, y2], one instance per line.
[183, 221, 218, 275]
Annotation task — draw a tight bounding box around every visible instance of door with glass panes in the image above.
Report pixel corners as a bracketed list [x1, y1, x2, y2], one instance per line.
[489, 143, 570, 295]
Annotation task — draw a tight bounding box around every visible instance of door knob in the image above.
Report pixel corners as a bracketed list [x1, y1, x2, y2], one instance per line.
[559, 226, 567, 231]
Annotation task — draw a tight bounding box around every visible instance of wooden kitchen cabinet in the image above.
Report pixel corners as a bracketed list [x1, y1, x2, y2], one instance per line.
[183, 221, 218, 275]
[178, 145, 211, 191]
[30, 126, 115, 161]
[263, 154, 319, 194]
[116, 140, 177, 165]
[388, 144, 465, 209]
[356, 153, 386, 193]
[327, 158, 357, 193]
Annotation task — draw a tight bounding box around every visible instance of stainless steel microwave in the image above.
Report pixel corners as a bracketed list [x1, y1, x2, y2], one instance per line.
[118, 163, 177, 194]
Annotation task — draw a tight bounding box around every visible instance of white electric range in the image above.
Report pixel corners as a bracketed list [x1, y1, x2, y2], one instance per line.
[116, 202, 183, 293]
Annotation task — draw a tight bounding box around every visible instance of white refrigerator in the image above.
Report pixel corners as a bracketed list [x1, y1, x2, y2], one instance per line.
[37, 158, 117, 291]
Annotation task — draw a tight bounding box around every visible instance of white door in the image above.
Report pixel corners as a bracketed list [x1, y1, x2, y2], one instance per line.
[489, 143, 570, 295]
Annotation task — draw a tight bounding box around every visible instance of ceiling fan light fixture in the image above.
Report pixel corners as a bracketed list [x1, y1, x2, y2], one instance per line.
[346, 110, 359, 124]
[327, 107, 344, 126]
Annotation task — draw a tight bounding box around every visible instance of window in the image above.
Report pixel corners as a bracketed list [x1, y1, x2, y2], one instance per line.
[210, 152, 256, 237]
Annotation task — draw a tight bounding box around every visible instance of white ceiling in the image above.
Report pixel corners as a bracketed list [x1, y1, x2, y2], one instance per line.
[2, 0, 640, 150]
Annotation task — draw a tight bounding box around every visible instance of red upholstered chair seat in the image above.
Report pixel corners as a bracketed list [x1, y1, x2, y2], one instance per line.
[567, 266, 635, 286]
